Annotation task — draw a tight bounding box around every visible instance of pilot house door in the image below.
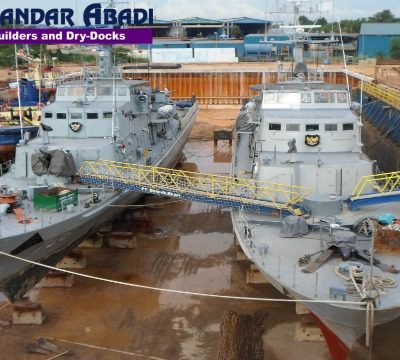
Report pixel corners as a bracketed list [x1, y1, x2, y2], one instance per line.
[341, 167, 357, 197]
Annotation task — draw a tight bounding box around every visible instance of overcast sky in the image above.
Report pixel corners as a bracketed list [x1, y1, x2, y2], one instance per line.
[2, 0, 400, 22]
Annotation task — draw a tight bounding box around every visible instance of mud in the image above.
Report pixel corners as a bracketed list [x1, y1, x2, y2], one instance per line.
[0, 108, 399, 359]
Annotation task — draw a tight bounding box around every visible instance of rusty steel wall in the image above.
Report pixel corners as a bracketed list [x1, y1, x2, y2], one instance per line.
[125, 71, 360, 105]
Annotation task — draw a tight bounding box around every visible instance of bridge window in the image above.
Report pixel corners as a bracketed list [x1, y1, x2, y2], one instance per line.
[306, 124, 319, 131]
[287, 124, 300, 131]
[103, 112, 113, 119]
[70, 113, 82, 120]
[118, 87, 128, 96]
[86, 87, 95, 97]
[44, 112, 52, 119]
[57, 87, 66, 96]
[315, 92, 335, 103]
[301, 93, 312, 103]
[67, 87, 84, 97]
[86, 113, 98, 120]
[97, 87, 111, 96]
[337, 93, 347, 103]
[263, 93, 276, 104]
[277, 92, 300, 104]
[343, 123, 354, 131]
[325, 124, 338, 131]
[269, 123, 281, 131]
[56, 113, 66, 119]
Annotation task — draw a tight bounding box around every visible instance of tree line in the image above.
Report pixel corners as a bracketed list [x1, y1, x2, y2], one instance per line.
[299, 9, 399, 33]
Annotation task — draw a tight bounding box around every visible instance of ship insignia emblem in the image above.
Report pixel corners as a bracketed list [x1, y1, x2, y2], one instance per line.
[305, 134, 320, 147]
[69, 122, 82, 132]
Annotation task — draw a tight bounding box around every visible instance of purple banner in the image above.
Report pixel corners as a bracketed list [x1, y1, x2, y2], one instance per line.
[0, 28, 153, 45]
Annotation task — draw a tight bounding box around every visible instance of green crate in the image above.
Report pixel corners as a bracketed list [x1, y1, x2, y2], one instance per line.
[34, 188, 78, 211]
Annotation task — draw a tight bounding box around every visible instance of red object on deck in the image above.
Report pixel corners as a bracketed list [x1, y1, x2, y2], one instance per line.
[12, 207, 32, 224]
[310, 312, 351, 360]
[0, 194, 17, 204]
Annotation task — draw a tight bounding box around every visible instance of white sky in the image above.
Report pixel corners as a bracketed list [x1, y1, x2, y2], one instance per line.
[2, 0, 400, 23]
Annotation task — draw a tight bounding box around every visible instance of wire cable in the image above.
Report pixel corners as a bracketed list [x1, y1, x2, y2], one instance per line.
[0, 250, 366, 307]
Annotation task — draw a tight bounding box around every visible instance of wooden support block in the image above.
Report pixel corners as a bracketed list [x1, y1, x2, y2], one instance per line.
[108, 232, 137, 249]
[233, 232, 240, 247]
[246, 265, 269, 284]
[98, 222, 113, 234]
[236, 248, 248, 261]
[57, 250, 87, 269]
[12, 302, 44, 325]
[295, 316, 324, 342]
[79, 233, 104, 249]
[295, 303, 310, 315]
[36, 271, 74, 288]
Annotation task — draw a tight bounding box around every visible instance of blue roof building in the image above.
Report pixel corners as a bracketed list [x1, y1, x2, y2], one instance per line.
[359, 23, 400, 58]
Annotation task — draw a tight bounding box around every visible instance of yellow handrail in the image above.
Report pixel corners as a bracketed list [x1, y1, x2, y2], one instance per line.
[78, 160, 313, 213]
[351, 171, 400, 199]
[362, 83, 400, 112]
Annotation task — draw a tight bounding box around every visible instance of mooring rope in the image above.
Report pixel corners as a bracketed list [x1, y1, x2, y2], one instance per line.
[37, 337, 166, 360]
[0, 250, 366, 306]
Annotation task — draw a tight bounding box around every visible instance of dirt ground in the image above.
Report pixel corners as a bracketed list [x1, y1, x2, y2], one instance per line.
[375, 65, 400, 90]
[1, 109, 399, 360]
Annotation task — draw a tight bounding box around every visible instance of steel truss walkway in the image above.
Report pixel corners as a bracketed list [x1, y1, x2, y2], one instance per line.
[362, 82, 400, 112]
[78, 160, 312, 215]
[348, 171, 400, 209]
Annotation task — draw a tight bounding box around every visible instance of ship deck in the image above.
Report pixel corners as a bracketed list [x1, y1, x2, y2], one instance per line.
[233, 132, 400, 311]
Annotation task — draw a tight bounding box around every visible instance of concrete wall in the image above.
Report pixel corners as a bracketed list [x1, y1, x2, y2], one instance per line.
[151, 48, 193, 63]
[151, 48, 238, 63]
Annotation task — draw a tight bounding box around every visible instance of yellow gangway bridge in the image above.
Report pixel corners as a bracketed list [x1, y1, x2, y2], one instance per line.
[361, 82, 400, 112]
[78, 160, 312, 215]
[348, 171, 400, 209]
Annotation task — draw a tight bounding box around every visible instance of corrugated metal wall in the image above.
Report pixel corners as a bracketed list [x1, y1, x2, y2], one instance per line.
[123, 70, 360, 105]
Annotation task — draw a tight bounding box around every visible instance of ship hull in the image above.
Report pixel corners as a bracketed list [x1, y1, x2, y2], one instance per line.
[0, 106, 197, 301]
[231, 210, 400, 358]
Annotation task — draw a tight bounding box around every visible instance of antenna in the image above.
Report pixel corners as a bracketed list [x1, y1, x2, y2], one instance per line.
[14, 45, 24, 142]
[337, 18, 350, 97]
[13, 19, 24, 142]
[111, 75, 116, 142]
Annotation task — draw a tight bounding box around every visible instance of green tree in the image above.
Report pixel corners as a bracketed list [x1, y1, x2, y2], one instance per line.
[368, 9, 398, 23]
[230, 25, 242, 39]
[390, 37, 400, 59]
[299, 15, 313, 25]
[114, 47, 131, 64]
[0, 45, 14, 67]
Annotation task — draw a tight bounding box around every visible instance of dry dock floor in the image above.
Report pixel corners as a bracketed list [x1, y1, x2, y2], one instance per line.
[0, 108, 399, 359]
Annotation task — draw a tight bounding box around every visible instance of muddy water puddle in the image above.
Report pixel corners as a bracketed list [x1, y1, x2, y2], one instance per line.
[0, 110, 398, 359]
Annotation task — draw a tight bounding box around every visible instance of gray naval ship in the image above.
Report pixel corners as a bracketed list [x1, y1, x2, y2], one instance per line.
[232, 2, 400, 359]
[0, 45, 198, 301]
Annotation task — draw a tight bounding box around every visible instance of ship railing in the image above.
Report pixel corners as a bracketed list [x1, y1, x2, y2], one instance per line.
[236, 217, 321, 298]
[351, 171, 400, 199]
[58, 70, 123, 85]
[276, 68, 325, 84]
